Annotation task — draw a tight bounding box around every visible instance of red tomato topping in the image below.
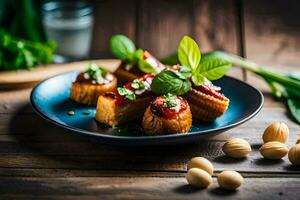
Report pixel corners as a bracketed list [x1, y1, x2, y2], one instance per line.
[150, 96, 187, 119]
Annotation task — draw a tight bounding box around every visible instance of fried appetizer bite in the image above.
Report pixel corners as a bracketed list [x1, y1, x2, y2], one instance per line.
[185, 79, 229, 121]
[115, 51, 165, 84]
[95, 74, 154, 126]
[70, 63, 117, 105]
[142, 94, 192, 135]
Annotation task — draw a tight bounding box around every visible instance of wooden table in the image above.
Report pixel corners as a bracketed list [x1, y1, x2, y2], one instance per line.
[0, 65, 299, 199]
[1, 1, 300, 199]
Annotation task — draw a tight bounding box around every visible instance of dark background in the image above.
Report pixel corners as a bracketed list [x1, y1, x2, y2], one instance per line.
[89, 0, 300, 71]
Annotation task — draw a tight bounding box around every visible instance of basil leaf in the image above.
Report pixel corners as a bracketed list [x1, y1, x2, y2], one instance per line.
[287, 98, 300, 124]
[191, 74, 205, 86]
[178, 35, 201, 71]
[151, 70, 191, 95]
[109, 35, 136, 61]
[178, 65, 192, 79]
[198, 52, 232, 80]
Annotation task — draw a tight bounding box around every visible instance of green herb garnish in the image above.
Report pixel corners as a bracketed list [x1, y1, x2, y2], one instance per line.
[151, 36, 231, 96]
[109, 35, 156, 73]
[131, 79, 145, 90]
[151, 70, 191, 95]
[117, 87, 136, 101]
[163, 93, 178, 108]
[178, 36, 231, 86]
[84, 63, 107, 83]
[206, 51, 300, 124]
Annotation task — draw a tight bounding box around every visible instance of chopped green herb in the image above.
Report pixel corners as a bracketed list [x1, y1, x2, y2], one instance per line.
[117, 87, 136, 101]
[163, 93, 178, 108]
[84, 63, 107, 83]
[131, 79, 145, 90]
[67, 111, 75, 116]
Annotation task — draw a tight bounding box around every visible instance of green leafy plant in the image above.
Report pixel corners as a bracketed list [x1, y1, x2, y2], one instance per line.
[178, 36, 231, 86]
[207, 51, 300, 124]
[151, 36, 231, 95]
[109, 34, 156, 73]
[162, 50, 300, 124]
[0, 29, 55, 70]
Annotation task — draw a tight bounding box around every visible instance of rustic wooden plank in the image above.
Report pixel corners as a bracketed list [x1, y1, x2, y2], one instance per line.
[0, 177, 299, 199]
[193, 0, 239, 54]
[136, 0, 192, 58]
[137, 0, 240, 59]
[0, 144, 299, 173]
[243, 0, 300, 68]
[90, 0, 137, 57]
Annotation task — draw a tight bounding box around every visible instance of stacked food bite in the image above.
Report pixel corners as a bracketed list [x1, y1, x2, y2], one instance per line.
[70, 35, 231, 135]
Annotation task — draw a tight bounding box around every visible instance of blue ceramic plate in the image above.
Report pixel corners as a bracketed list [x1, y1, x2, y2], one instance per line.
[30, 71, 263, 146]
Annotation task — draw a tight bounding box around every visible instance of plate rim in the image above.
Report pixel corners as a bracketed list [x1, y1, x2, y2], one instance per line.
[30, 71, 264, 141]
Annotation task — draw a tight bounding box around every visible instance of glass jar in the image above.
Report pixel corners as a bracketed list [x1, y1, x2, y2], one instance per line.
[42, 1, 94, 58]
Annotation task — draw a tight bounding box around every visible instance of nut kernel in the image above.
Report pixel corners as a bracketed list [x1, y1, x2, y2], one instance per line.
[217, 170, 244, 190]
[186, 168, 212, 188]
[259, 141, 288, 159]
[187, 157, 214, 175]
[263, 122, 289, 143]
[288, 144, 300, 166]
[222, 138, 251, 158]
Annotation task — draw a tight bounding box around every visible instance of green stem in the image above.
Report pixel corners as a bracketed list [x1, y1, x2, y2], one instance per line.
[214, 51, 300, 90]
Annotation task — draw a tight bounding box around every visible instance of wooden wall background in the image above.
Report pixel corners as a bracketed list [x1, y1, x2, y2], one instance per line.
[89, 0, 300, 70]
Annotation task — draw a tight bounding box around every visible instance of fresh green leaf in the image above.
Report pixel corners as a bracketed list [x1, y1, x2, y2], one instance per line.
[117, 87, 136, 101]
[109, 34, 136, 61]
[285, 86, 300, 100]
[191, 74, 205, 86]
[178, 35, 201, 71]
[151, 70, 191, 95]
[136, 49, 156, 73]
[197, 52, 232, 80]
[287, 98, 300, 124]
[178, 65, 192, 79]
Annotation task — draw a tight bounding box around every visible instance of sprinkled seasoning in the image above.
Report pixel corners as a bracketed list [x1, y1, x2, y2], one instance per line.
[67, 111, 75, 116]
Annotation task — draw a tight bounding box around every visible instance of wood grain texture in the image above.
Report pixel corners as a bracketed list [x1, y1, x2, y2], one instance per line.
[90, 0, 137, 57]
[0, 1, 300, 198]
[193, 0, 239, 54]
[136, 0, 192, 58]
[0, 177, 299, 200]
[243, 0, 300, 68]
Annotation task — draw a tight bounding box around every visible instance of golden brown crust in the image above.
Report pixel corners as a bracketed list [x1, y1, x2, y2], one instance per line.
[114, 67, 139, 85]
[185, 88, 229, 121]
[142, 104, 192, 135]
[70, 77, 117, 105]
[95, 95, 152, 126]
